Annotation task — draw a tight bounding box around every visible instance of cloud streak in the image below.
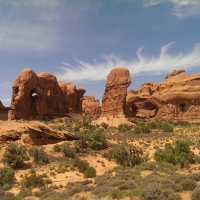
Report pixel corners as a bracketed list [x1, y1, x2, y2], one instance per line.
[143, 0, 200, 18]
[56, 43, 200, 82]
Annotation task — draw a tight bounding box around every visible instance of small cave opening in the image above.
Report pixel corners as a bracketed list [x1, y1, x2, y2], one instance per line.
[180, 104, 188, 112]
[131, 104, 138, 116]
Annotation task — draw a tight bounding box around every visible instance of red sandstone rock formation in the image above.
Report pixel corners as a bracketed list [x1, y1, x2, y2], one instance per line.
[58, 83, 86, 113]
[125, 69, 200, 121]
[9, 68, 86, 119]
[101, 67, 131, 118]
[82, 96, 101, 118]
[0, 101, 9, 120]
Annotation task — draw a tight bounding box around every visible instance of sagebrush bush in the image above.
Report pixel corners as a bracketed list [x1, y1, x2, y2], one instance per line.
[134, 124, 150, 134]
[118, 123, 133, 132]
[73, 158, 96, 178]
[61, 143, 76, 158]
[162, 123, 174, 133]
[191, 186, 200, 200]
[139, 184, 182, 200]
[22, 174, 46, 189]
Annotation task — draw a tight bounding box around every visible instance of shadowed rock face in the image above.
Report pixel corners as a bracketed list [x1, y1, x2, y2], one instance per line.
[9, 68, 85, 119]
[101, 67, 131, 117]
[0, 101, 10, 120]
[125, 69, 200, 120]
[82, 96, 101, 118]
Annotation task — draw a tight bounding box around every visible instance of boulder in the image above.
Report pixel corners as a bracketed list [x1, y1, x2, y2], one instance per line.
[24, 124, 78, 145]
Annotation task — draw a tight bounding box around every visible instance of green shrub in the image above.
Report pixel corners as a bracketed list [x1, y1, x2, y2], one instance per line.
[53, 144, 62, 152]
[88, 131, 108, 150]
[28, 146, 49, 165]
[162, 123, 174, 133]
[101, 122, 109, 129]
[73, 158, 96, 178]
[73, 126, 80, 132]
[106, 145, 148, 167]
[134, 124, 150, 134]
[118, 123, 133, 132]
[191, 186, 200, 200]
[174, 120, 190, 127]
[61, 143, 76, 158]
[1, 142, 29, 168]
[154, 140, 195, 168]
[15, 188, 32, 199]
[22, 174, 45, 189]
[0, 167, 15, 190]
[83, 166, 96, 178]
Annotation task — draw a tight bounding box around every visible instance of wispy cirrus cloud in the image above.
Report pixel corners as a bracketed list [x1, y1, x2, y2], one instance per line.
[56, 43, 200, 82]
[143, 0, 200, 18]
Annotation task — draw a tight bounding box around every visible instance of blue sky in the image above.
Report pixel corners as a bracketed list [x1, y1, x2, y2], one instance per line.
[1, 0, 200, 106]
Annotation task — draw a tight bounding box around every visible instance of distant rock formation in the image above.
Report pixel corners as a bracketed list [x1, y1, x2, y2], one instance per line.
[7, 67, 200, 122]
[125, 69, 200, 121]
[82, 96, 101, 118]
[0, 100, 10, 120]
[94, 67, 131, 126]
[101, 67, 131, 117]
[9, 68, 85, 120]
[58, 82, 86, 113]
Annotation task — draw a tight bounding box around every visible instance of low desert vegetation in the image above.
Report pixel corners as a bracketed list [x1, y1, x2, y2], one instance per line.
[1, 116, 200, 199]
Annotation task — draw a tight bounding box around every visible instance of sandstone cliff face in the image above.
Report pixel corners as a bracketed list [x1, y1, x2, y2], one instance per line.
[82, 96, 101, 118]
[125, 69, 200, 121]
[101, 67, 131, 118]
[9, 68, 85, 119]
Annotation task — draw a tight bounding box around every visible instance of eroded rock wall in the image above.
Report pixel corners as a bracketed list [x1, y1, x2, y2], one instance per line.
[82, 96, 101, 118]
[9, 68, 86, 119]
[125, 69, 200, 121]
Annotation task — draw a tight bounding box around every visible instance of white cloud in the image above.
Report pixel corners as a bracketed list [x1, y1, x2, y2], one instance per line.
[143, 0, 200, 18]
[56, 43, 200, 82]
